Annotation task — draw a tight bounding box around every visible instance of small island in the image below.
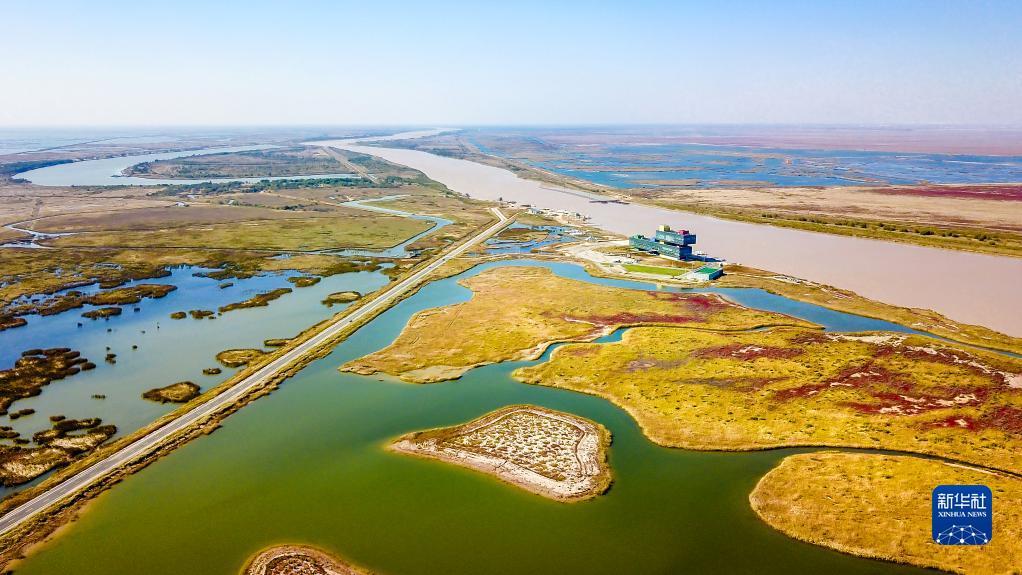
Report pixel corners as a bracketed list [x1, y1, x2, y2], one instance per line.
[216, 348, 266, 368]
[391, 405, 611, 502]
[321, 291, 360, 307]
[81, 306, 121, 320]
[142, 381, 200, 403]
[288, 275, 321, 287]
[219, 288, 292, 313]
[243, 545, 368, 575]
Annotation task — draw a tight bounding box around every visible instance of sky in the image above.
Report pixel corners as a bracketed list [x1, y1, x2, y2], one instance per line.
[2, 0, 1021, 126]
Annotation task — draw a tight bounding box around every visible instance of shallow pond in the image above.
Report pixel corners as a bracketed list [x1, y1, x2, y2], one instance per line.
[12, 259, 940, 574]
[0, 265, 389, 497]
[484, 224, 581, 255]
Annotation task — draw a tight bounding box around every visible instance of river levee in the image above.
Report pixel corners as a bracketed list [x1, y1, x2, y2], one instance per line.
[12, 259, 952, 574]
[321, 137, 1022, 337]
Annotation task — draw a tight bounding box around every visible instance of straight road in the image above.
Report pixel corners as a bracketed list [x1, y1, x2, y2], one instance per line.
[0, 207, 510, 537]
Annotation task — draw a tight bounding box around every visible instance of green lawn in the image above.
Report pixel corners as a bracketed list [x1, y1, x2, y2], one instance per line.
[622, 263, 686, 276]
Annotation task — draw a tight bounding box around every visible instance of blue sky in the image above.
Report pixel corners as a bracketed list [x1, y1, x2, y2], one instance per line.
[2, 0, 1020, 125]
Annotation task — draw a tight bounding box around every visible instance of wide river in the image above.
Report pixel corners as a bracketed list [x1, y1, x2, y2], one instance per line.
[13, 260, 933, 575]
[312, 136, 1022, 337]
[15, 145, 357, 186]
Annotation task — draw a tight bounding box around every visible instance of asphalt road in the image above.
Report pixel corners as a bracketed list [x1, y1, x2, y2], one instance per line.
[0, 207, 509, 538]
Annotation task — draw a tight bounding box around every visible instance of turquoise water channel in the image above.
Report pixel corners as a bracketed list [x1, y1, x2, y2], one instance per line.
[12, 259, 938, 574]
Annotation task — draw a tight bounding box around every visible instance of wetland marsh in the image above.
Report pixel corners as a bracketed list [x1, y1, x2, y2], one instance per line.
[10, 259, 972, 574]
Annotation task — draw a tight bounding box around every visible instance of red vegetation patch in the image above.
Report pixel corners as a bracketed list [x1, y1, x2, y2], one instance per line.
[879, 344, 1016, 387]
[771, 360, 991, 418]
[867, 184, 1022, 202]
[568, 312, 699, 327]
[789, 332, 830, 346]
[924, 416, 982, 431]
[694, 343, 803, 361]
[847, 389, 985, 416]
[564, 292, 731, 327]
[654, 292, 730, 313]
[921, 406, 1022, 434]
[984, 406, 1022, 434]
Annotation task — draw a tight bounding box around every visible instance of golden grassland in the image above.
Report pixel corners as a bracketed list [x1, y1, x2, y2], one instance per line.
[750, 453, 1022, 574]
[588, 249, 1022, 355]
[341, 266, 815, 382]
[45, 213, 432, 252]
[25, 203, 350, 233]
[514, 327, 1022, 474]
[0, 182, 175, 230]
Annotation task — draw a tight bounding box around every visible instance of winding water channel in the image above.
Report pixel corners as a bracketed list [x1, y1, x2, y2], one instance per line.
[12, 259, 939, 574]
[8, 131, 1009, 572]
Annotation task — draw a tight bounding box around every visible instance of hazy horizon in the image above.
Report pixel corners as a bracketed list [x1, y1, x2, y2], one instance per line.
[3, 0, 1021, 126]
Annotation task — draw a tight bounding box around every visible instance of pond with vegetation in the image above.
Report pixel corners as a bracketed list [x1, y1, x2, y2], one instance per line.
[12, 259, 939, 575]
[0, 264, 389, 496]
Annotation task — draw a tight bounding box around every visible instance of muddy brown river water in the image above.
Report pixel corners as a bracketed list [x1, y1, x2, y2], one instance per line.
[319, 137, 1022, 337]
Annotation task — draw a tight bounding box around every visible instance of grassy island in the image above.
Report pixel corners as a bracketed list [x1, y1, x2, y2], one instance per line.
[243, 544, 369, 575]
[514, 327, 1022, 474]
[393, 405, 611, 501]
[0, 348, 91, 414]
[1, 284, 175, 328]
[141, 381, 201, 403]
[125, 147, 350, 179]
[287, 275, 321, 287]
[342, 266, 815, 382]
[322, 291, 360, 306]
[81, 306, 121, 320]
[750, 453, 1022, 574]
[0, 316, 27, 331]
[0, 418, 115, 486]
[215, 349, 266, 368]
[218, 288, 292, 313]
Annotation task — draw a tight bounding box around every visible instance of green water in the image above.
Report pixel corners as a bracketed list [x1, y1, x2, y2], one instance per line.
[14, 261, 933, 574]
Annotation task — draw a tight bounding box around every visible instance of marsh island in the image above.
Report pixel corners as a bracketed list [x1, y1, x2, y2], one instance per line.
[392, 405, 611, 501]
